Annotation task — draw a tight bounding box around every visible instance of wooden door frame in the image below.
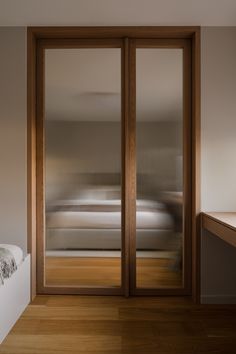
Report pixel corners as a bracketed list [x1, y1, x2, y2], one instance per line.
[36, 38, 126, 296]
[129, 38, 193, 296]
[27, 26, 201, 301]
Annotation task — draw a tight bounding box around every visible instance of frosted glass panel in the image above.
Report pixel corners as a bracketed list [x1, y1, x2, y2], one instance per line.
[136, 49, 183, 289]
[44, 48, 122, 288]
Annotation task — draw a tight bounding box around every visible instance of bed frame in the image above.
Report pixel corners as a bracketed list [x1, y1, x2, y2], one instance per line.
[0, 255, 30, 344]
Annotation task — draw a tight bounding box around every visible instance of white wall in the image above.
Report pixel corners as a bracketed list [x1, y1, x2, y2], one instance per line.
[0, 27, 27, 253]
[1, 0, 236, 26]
[201, 27, 236, 212]
[201, 27, 236, 303]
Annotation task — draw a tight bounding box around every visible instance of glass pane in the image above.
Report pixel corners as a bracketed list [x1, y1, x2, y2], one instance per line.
[136, 48, 183, 288]
[44, 48, 122, 287]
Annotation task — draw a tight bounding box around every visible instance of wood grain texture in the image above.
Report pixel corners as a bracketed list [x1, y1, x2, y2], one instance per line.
[128, 39, 137, 295]
[27, 28, 37, 300]
[191, 29, 201, 304]
[122, 37, 130, 297]
[202, 212, 236, 248]
[45, 257, 121, 287]
[45, 257, 181, 289]
[1, 295, 236, 354]
[29, 26, 200, 39]
[37, 38, 122, 49]
[203, 212, 236, 230]
[183, 39, 192, 295]
[36, 41, 45, 294]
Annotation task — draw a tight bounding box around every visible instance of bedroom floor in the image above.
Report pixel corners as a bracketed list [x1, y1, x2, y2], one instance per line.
[1, 296, 236, 354]
[45, 256, 182, 288]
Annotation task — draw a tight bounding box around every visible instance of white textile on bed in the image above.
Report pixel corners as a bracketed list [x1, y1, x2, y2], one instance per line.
[46, 210, 173, 230]
[0, 244, 24, 267]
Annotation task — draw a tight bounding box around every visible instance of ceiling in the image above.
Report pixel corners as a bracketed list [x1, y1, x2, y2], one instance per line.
[45, 48, 182, 122]
[0, 0, 236, 26]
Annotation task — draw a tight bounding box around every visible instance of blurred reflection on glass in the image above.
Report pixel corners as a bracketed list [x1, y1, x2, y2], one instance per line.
[136, 49, 183, 288]
[44, 49, 122, 287]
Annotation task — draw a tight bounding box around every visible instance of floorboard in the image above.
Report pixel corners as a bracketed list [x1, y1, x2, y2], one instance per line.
[1, 296, 236, 354]
[45, 256, 182, 288]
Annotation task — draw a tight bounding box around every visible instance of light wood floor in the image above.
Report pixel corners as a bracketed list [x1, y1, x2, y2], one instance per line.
[1, 296, 236, 353]
[45, 257, 182, 288]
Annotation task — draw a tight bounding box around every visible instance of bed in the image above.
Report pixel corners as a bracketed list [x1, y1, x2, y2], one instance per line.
[46, 198, 175, 251]
[0, 244, 24, 284]
[0, 244, 30, 343]
[0, 244, 24, 267]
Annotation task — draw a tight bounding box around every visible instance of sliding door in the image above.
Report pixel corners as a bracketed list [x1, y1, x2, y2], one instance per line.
[129, 39, 192, 295]
[37, 40, 125, 294]
[36, 36, 192, 296]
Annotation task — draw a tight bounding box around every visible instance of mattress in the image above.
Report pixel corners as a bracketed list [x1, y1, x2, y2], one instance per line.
[46, 210, 173, 230]
[49, 199, 163, 209]
[0, 244, 24, 267]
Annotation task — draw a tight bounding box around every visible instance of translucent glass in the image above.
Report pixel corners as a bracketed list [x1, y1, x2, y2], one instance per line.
[136, 49, 183, 288]
[44, 49, 121, 287]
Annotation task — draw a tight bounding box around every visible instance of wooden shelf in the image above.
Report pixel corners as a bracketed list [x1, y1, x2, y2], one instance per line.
[202, 212, 236, 248]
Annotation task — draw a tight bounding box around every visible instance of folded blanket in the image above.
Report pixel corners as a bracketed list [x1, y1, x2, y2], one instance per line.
[0, 247, 17, 285]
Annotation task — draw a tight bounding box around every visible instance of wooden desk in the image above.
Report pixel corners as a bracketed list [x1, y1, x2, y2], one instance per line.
[202, 212, 236, 248]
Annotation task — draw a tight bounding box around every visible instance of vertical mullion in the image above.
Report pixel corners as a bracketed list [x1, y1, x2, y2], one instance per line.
[36, 41, 45, 293]
[129, 39, 137, 295]
[122, 38, 130, 297]
[183, 40, 192, 295]
[191, 30, 201, 304]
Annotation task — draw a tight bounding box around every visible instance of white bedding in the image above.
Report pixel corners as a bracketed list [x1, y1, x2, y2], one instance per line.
[0, 244, 24, 267]
[46, 210, 173, 229]
[49, 199, 164, 209]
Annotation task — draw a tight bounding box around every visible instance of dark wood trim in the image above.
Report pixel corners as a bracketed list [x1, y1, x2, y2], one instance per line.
[37, 286, 123, 296]
[133, 288, 192, 296]
[27, 28, 37, 300]
[36, 38, 123, 49]
[36, 41, 45, 294]
[29, 26, 199, 39]
[27, 26, 201, 300]
[202, 212, 236, 248]
[122, 38, 130, 297]
[183, 39, 192, 295]
[191, 29, 201, 304]
[128, 39, 137, 295]
[135, 38, 190, 48]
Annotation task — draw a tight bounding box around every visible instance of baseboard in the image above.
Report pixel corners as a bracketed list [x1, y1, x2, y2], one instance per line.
[201, 295, 236, 304]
